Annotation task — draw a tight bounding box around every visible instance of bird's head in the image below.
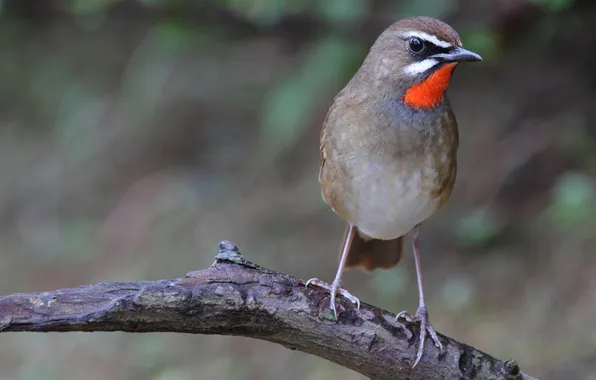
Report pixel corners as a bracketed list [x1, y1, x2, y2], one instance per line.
[362, 16, 482, 109]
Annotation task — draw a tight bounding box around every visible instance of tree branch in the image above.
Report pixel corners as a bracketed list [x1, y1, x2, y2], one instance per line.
[0, 241, 536, 380]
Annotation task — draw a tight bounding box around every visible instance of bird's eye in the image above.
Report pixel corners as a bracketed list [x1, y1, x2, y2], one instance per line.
[408, 37, 424, 53]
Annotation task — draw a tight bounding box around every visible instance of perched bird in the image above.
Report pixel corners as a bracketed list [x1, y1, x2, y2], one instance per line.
[306, 16, 482, 367]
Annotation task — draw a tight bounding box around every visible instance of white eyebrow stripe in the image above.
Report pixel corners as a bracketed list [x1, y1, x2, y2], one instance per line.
[398, 31, 453, 49]
[403, 58, 439, 75]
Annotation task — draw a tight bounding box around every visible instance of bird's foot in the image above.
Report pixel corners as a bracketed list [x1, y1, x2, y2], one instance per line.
[396, 306, 443, 368]
[305, 278, 361, 318]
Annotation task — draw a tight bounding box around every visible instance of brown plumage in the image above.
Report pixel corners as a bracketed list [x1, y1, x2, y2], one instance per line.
[342, 225, 404, 271]
[319, 90, 460, 271]
[306, 16, 481, 368]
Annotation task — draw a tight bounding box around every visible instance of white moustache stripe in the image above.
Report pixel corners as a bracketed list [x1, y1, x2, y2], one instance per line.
[403, 59, 439, 75]
[398, 31, 453, 49]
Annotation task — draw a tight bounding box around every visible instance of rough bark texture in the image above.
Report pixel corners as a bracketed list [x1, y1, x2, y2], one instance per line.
[0, 241, 536, 380]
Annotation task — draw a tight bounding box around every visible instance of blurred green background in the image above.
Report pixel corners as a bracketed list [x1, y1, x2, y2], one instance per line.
[0, 0, 595, 379]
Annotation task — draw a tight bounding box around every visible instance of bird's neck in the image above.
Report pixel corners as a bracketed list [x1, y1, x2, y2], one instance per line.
[402, 63, 457, 109]
[349, 59, 457, 111]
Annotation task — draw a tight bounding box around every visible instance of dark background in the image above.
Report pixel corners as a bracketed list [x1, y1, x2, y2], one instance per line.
[0, 0, 595, 379]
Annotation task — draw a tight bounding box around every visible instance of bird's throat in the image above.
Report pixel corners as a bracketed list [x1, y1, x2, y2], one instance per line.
[403, 63, 457, 109]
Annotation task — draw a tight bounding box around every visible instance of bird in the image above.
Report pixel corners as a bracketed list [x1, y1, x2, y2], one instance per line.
[305, 16, 482, 368]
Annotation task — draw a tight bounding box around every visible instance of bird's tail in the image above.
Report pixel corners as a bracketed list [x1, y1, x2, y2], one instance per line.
[342, 226, 404, 272]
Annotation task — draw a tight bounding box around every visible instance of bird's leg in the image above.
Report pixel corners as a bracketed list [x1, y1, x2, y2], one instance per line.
[306, 223, 360, 318]
[395, 225, 443, 368]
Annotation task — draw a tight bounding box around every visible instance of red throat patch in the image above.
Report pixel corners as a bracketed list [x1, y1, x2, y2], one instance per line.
[403, 63, 457, 109]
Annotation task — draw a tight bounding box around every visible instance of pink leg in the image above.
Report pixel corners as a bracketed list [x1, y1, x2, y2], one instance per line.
[396, 225, 443, 368]
[306, 224, 360, 318]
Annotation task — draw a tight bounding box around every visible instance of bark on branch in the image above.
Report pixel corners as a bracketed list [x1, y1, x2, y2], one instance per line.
[0, 241, 536, 380]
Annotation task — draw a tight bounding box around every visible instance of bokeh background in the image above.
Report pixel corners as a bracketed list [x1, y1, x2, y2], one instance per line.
[0, 0, 595, 379]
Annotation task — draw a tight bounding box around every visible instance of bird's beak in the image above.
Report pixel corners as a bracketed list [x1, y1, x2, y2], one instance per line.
[432, 47, 482, 63]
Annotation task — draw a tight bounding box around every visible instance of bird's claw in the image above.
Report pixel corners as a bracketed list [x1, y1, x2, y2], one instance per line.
[395, 310, 416, 322]
[305, 278, 360, 318]
[395, 307, 443, 368]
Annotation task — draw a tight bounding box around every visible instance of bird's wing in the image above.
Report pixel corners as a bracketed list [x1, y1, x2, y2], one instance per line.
[318, 93, 340, 190]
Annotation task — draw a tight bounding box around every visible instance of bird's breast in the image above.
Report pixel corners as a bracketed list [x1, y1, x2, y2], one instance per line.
[320, 92, 458, 240]
[345, 153, 449, 240]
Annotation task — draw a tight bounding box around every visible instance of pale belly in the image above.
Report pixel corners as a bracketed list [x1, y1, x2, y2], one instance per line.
[346, 161, 443, 240]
